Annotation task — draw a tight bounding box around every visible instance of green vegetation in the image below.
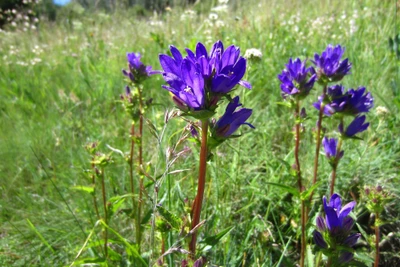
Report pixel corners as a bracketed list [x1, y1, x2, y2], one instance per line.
[0, 0, 399, 266]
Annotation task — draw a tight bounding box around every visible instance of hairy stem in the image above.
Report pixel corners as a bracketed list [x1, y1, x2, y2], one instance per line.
[294, 101, 305, 267]
[374, 213, 380, 267]
[309, 85, 327, 202]
[294, 102, 302, 191]
[100, 167, 108, 258]
[189, 119, 209, 259]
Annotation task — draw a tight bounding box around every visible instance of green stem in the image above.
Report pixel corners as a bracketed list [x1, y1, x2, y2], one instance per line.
[101, 167, 108, 258]
[189, 119, 209, 259]
[330, 137, 343, 196]
[91, 162, 100, 221]
[137, 85, 144, 253]
[129, 122, 139, 244]
[374, 213, 380, 267]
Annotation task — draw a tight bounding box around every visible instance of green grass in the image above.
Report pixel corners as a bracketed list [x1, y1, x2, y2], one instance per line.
[0, 0, 399, 266]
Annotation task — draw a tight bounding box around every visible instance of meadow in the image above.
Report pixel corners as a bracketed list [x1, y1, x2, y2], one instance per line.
[0, 0, 399, 266]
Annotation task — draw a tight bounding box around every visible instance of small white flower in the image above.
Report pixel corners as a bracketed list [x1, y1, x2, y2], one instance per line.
[215, 20, 225, 28]
[209, 13, 218, 21]
[376, 106, 390, 117]
[244, 48, 262, 60]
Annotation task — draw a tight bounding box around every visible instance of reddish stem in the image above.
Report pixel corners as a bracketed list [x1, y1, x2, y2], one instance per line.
[309, 85, 327, 202]
[189, 119, 209, 259]
[294, 101, 305, 267]
[137, 85, 144, 253]
[374, 213, 380, 267]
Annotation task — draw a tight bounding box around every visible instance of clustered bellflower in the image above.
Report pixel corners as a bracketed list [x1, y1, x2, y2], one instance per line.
[122, 52, 153, 83]
[313, 194, 361, 264]
[312, 44, 352, 83]
[313, 85, 374, 116]
[278, 58, 316, 99]
[212, 96, 254, 139]
[322, 137, 344, 165]
[156, 41, 251, 117]
[338, 115, 370, 138]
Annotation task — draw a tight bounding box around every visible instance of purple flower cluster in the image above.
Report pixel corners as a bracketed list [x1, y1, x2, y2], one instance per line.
[122, 52, 153, 83]
[313, 194, 361, 264]
[312, 44, 352, 83]
[157, 41, 251, 112]
[156, 40, 253, 138]
[313, 85, 374, 117]
[278, 58, 316, 99]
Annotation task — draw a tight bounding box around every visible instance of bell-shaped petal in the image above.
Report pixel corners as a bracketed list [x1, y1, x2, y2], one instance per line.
[313, 231, 328, 249]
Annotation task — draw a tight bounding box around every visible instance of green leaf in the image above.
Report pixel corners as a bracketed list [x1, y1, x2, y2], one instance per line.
[276, 101, 293, 108]
[354, 251, 374, 266]
[157, 205, 182, 230]
[265, 182, 300, 197]
[99, 220, 147, 266]
[71, 185, 94, 194]
[300, 181, 322, 200]
[70, 257, 106, 265]
[26, 219, 55, 253]
[200, 226, 234, 247]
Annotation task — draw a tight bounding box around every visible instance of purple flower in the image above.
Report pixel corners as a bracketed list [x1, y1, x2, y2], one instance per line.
[186, 41, 251, 94]
[339, 115, 369, 137]
[122, 52, 152, 83]
[313, 231, 328, 249]
[313, 85, 374, 116]
[214, 96, 254, 138]
[323, 194, 356, 232]
[322, 137, 344, 161]
[278, 58, 316, 99]
[157, 41, 251, 106]
[343, 87, 374, 114]
[312, 44, 351, 83]
[313, 194, 360, 264]
[159, 48, 206, 110]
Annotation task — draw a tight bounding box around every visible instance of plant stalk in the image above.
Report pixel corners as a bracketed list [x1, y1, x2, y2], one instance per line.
[374, 213, 380, 267]
[294, 101, 305, 267]
[129, 122, 139, 244]
[100, 167, 108, 258]
[137, 85, 144, 253]
[309, 85, 327, 202]
[330, 138, 343, 196]
[189, 119, 209, 258]
[91, 162, 100, 220]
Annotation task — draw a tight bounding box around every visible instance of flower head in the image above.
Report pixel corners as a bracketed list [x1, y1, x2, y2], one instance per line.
[322, 137, 344, 162]
[339, 115, 369, 137]
[278, 58, 316, 99]
[157, 41, 251, 117]
[313, 194, 360, 264]
[213, 96, 254, 138]
[313, 85, 374, 116]
[185, 41, 251, 94]
[122, 52, 152, 83]
[312, 44, 351, 83]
